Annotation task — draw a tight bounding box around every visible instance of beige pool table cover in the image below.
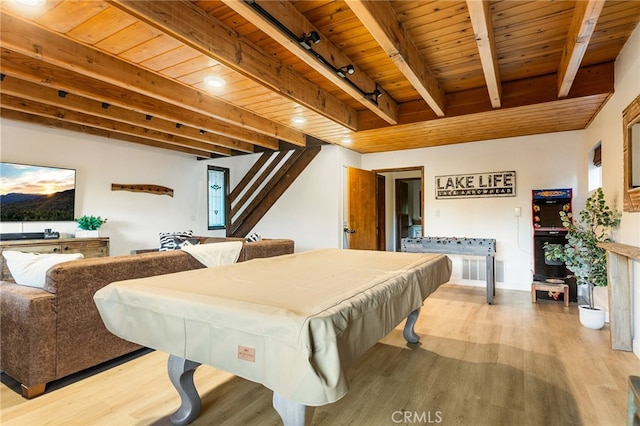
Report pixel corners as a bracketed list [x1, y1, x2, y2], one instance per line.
[94, 249, 451, 406]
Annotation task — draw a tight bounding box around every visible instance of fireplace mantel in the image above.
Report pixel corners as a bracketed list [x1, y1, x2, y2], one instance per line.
[598, 243, 640, 351]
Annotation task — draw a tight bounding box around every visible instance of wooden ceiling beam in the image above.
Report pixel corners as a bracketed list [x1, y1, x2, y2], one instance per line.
[0, 94, 233, 156]
[1, 109, 216, 158]
[557, 0, 605, 98]
[0, 76, 254, 154]
[222, 0, 398, 125]
[108, 0, 358, 131]
[345, 0, 446, 117]
[0, 11, 305, 146]
[0, 49, 278, 150]
[467, 0, 502, 108]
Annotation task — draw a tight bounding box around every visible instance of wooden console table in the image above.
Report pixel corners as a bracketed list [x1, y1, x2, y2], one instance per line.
[0, 237, 110, 282]
[598, 242, 640, 351]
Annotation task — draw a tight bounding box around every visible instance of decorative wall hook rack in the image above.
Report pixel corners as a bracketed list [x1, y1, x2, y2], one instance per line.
[111, 183, 174, 197]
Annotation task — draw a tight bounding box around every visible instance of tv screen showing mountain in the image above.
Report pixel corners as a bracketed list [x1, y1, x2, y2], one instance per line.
[0, 162, 76, 222]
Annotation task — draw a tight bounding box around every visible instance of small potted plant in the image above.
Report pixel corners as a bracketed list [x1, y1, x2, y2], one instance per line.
[75, 215, 107, 238]
[545, 188, 621, 329]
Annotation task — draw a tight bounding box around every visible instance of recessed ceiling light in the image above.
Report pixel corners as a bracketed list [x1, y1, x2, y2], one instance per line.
[13, 0, 45, 6]
[341, 137, 352, 144]
[204, 76, 226, 88]
[292, 116, 307, 125]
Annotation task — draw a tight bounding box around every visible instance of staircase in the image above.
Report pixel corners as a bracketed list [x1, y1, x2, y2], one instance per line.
[228, 145, 321, 238]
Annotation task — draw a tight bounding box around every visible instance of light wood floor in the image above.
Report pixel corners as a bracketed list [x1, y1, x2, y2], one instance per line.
[2, 284, 639, 425]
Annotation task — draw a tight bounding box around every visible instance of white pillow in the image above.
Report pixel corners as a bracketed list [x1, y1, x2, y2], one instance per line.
[2, 251, 84, 289]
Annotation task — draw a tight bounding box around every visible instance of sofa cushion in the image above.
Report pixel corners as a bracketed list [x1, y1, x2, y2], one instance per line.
[246, 232, 262, 242]
[159, 230, 194, 251]
[2, 251, 84, 289]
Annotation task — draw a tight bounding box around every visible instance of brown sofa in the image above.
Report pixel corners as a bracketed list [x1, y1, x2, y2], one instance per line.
[132, 237, 293, 262]
[0, 238, 294, 398]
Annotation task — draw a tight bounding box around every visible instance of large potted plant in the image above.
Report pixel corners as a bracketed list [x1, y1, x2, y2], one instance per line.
[545, 187, 621, 329]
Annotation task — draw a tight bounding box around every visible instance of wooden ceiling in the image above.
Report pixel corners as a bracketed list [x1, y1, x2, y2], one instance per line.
[1, 1, 639, 157]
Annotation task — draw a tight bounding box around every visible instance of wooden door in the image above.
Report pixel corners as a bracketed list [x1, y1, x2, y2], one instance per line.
[346, 167, 377, 250]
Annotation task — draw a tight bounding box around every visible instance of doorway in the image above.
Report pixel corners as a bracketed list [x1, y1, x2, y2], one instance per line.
[374, 167, 424, 252]
[344, 166, 423, 252]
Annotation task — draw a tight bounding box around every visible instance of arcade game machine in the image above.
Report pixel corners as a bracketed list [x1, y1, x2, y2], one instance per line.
[532, 188, 577, 302]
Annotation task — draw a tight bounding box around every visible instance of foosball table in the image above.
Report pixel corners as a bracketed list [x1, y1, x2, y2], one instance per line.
[401, 236, 497, 304]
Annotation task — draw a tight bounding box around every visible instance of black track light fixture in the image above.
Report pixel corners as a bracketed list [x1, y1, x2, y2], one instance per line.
[244, 1, 384, 110]
[176, 123, 182, 129]
[337, 64, 355, 79]
[299, 31, 320, 50]
[145, 115, 152, 120]
[58, 90, 68, 98]
[364, 85, 383, 105]
[0, 74, 5, 82]
[101, 102, 110, 109]
[199, 129, 206, 135]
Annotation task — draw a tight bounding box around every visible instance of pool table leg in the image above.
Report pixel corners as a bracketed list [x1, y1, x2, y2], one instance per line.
[403, 308, 421, 344]
[273, 392, 316, 426]
[168, 354, 202, 426]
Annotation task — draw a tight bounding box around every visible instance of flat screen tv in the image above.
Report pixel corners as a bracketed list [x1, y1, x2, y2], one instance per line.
[0, 162, 76, 222]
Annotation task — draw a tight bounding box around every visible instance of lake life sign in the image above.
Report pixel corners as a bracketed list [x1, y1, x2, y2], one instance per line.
[435, 170, 516, 199]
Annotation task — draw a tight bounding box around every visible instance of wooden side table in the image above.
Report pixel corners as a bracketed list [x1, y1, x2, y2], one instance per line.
[531, 281, 569, 307]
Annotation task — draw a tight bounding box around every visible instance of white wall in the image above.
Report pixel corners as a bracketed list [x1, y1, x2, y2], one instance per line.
[208, 144, 361, 252]
[0, 120, 214, 255]
[362, 131, 584, 290]
[585, 23, 640, 357]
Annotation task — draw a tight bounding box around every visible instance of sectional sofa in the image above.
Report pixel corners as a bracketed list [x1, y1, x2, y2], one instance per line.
[0, 237, 294, 398]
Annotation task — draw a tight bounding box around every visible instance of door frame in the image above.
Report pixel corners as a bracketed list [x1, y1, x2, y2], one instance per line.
[372, 166, 424, 251]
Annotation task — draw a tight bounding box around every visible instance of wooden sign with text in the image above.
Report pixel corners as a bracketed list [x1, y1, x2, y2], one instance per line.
[435, 171, 516, 199]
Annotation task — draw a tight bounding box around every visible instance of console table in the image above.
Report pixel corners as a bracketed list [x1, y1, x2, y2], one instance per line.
[0, 237, 109, 282]
[402, 236, 497, 304]
[598, 242, 640, 351]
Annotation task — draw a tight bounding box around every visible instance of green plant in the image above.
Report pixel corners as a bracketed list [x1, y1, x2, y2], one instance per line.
[545, 187, 621, 309]
[75, 215, 107, 231]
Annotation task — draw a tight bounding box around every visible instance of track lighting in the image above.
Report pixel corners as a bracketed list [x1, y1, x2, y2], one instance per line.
[145, 115, 152, 120]
[337, 65, 354, 79]
[199, 129, 206, 135]
[245, 1, 384, 109]
[176, 123, 182, 129]
[299, 31, 320, 50]
[0, 74, 5, 81]
[101, 102, 110, 109]
[364, 85, 383, 105]
[58, 90, 67, 98]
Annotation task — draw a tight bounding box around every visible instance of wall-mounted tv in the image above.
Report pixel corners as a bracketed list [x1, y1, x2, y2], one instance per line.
[0, 162, 76, 222]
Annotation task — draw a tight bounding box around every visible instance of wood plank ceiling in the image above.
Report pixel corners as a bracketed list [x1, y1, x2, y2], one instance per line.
[1, 0, 639, 157]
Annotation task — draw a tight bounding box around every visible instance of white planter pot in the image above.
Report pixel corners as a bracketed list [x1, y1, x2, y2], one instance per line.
[592, 285, 610, 323]
[75, 230, 99, 238]
[578, 305, 606, 329]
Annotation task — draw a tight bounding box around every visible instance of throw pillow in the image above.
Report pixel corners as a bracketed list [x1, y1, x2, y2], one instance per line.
[159, 230, 194, 251]
[173, 237, 201, 249]
[2, 251, 84, 289]
[246, 232, 262, 242]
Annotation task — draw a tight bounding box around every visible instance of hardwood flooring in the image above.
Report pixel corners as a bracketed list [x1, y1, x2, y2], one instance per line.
[2, 284, 639, 425]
